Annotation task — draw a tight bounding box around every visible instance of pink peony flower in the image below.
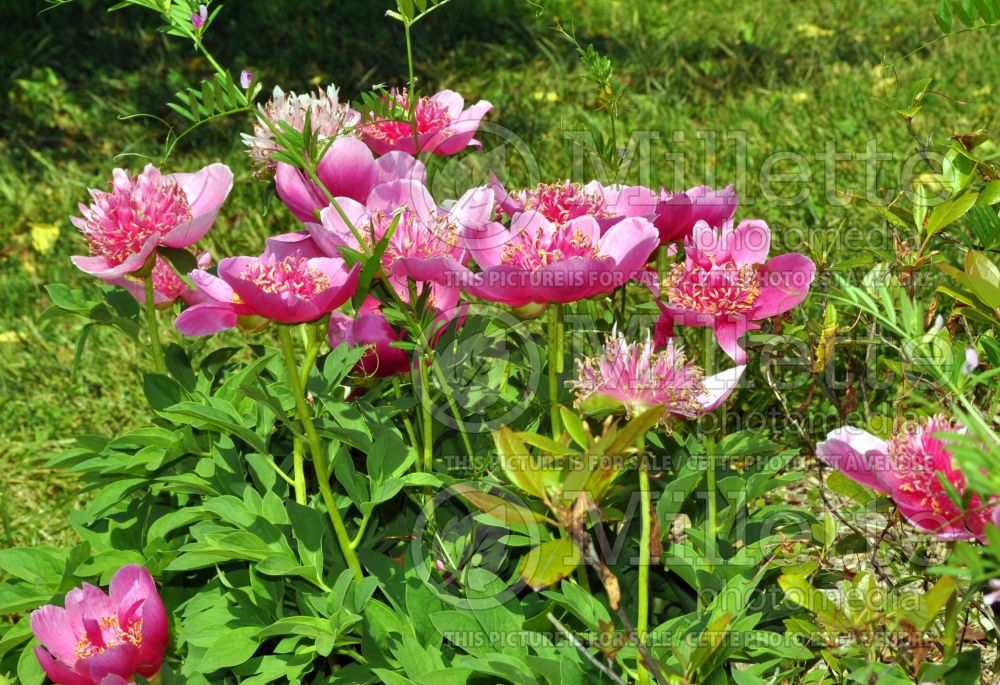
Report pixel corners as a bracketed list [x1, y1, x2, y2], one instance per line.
[311, 179, 492, 303]
[488, 174, 658, 232]
[360, 88, 491, 156]
[653, 184, 738, 243]
[29, 564, 168, 685]
[459, 211, 659, 307]
[108, 251, 212, 307]
[176, 236, 358, 335]
[242, 84, 359, 173]
[816, 415, 996, 541]
[328, 297, 410, 377]
[275, 146, 427, 223]
[70, 163, 233, 281]
[657, 218, 815, 364]
[569, 329, 745, 422]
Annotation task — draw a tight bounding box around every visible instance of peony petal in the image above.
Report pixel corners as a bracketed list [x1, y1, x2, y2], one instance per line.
[698, 364, 746, 413]
[275, 163, 328, 223]
[374, 151, 427, 187]
[80, 643, 138, 683]
[432, 89, 466, 119]
[815, 427, 892, 494]
[449, 186, 495, 230]
[34, 647, 92, 685]
[367, 179, 436, 221]
[392, 256, 468, 285]
[753, 252, 816, 319]
[316, 137, 378, 203]
[162, 163, 234, 247]
[71, 234, 159, 281]
[175, 302, 239, 335]
[426, 100, 492, 155]
[109, 565, 167, 677]
[30, 605, 78, 664]
[312, 198, 370, 257]
[713, 319, 754, 365]
[487, 171, 524, 217]
[265, 232, 324, 260]
[687, 184, 738, 229]
[729, 219, 771, 267]
[461, 221, 509, 269]
[596, 217, 660, 276]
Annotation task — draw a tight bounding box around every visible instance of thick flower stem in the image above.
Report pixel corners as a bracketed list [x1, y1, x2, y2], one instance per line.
[703, 328, 718, 561]
[278, 325, 363, 580]
[942, 543, 959, 660]
[548, 304, 563, 438]
[637, 455, 652, 685]
[418, 357, 435, 473]
[291, 438, 307, 505]
[143, 277, 166, 374]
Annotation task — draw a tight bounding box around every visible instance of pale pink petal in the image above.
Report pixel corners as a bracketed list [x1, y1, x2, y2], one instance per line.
[729, 219, 770, 266]
[596, 217, 659, 275]
[374, 151, 427, 187]
[698, 364, 746, 412]
[312, 199, 370, 257]
[815, 427, 891, 494]
[161, 163, 234, 247]
[30, 606, 78, 664]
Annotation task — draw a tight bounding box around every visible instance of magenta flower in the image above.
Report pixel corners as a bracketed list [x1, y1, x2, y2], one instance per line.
[70, 163, 233, 281]
[275, 145, 427, 223]
[191, 4, 207, 30]
[242, 84, 359, 173]
[569, 329, 745, 422]
[816, 415, 995, 541]
[653, 184, 738, 243]
[311, 179, 493, 298]
[109, 251, 212, 307]
[176, 237, 358, 335]
[328, 297, 410, 377]
[488, 174, 658, 231]
[460, 211, 659, 307]
[658, 219, 815, 364]
[360, 88, 491, 156]
[29, 564, 168, 685]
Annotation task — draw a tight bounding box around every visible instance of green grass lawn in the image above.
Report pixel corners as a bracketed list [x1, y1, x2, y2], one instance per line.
[1, 0, 997, 547]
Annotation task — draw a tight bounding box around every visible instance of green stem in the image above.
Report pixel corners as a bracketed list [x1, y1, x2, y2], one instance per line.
[391, 377, 420, 450]
[548, 304, 564, 438]
[403, 19, 421, 153]
[143, 277, 166, 374]
[637, 455, 652, 685]
[430, 355, 474, 457]
[418, 357, 434, 473]
[278, 325, 363, 580]
[291, 438, 307, 505]
[703, 328, 718, 552]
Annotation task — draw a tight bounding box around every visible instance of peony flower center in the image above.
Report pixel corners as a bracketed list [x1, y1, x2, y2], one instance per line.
[513, 181, 610, 223]
[662, 261, 761, 317]
[77, 168, 191, 266]
[571, 333, 707, 420]
[241, 257, 331, 299]
[361, 90, 452, 144]
[888, 416, 990, 532]
[244, 85, 357, 171]
[74, 615, 142, 660]
[133, 257, 189, 301]
[500, 224, 606, 270]
[366, 209, 460, 266]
